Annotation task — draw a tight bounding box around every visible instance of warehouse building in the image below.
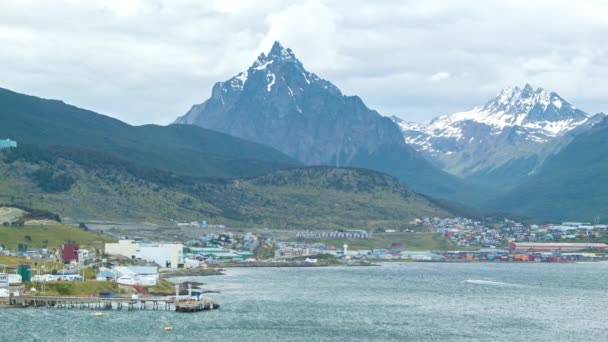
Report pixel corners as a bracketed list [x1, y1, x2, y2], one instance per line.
[509, 242, 608, 252]
[104, 240, 184, 269]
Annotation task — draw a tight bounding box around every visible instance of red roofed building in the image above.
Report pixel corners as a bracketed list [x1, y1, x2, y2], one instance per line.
[61, 243, 80, 263]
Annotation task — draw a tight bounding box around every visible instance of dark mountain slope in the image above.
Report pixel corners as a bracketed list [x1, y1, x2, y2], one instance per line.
[490, 116, 608, 221]
[0, 145, 453, 227]
[0, 87, 298, 179]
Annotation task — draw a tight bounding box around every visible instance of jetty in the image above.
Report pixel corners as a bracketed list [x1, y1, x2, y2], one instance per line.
[4, 295, 219, 311]
[2, 283, 219, 312]
[7, 296, 175, 310]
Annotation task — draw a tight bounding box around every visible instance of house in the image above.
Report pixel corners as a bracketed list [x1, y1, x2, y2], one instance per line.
[0, 273, 8, 287]
[54, 270, 83, 281]
[8, 274, 22, 284]
[60, 243, 79, 263]
[96, 268, 118, 281]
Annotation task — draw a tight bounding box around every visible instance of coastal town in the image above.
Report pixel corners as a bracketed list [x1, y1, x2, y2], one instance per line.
[1, 205, 608, 339]
[2, 215, 608, 294]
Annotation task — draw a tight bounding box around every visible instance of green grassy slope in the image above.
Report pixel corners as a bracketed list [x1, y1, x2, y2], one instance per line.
[0, 223, 113, 250]
[201, 167, 453, 229]
[0, 149, 453, 228]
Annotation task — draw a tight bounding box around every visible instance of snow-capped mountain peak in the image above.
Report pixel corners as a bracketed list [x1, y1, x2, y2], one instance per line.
[424, 84, 590, 138]
[391, 84, 602, 177]
[221, 40, 327, 97]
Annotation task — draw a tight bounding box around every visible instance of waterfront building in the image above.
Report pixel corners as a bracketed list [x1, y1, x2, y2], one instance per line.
[112, 266, 159, 285]
[0, 139, 17, 149]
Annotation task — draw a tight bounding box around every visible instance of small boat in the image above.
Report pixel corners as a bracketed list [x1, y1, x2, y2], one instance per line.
[164, 326, 173, 331]
[94, 312, 104, 317]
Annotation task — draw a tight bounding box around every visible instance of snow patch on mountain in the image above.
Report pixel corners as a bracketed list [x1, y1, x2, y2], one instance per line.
[398, 84, 591, 151]
[266, 73, 276, 92]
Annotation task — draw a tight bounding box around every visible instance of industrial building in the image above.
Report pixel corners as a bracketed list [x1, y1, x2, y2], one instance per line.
[509, 242, 608, 252]
[104, 240, 184, 269]
[0, 139, 17, 149]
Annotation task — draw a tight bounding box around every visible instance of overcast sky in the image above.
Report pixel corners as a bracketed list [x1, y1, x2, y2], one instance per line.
[1, 0, 607, 125]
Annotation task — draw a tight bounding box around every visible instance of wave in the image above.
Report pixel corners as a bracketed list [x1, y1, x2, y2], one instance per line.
[464, 279, 524, 287]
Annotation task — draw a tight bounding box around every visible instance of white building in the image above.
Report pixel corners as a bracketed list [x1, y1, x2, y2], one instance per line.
[104, 240, 184, 269]
[8, 274, 22, 284]
[112, 266, 159, 286]
[0, 273, 8, 287]
[105, 240, 139, 259]
[138, 244, 184, 269]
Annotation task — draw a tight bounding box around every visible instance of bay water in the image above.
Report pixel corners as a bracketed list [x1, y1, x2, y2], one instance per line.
[1, 262, 607, 341]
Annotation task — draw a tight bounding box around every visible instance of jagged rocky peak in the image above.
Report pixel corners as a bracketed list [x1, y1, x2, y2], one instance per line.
[217, 40, 338, 98]
[267, 41, 297, 60]
[481, 83, 588, 124]
[251, 41, 300, 69]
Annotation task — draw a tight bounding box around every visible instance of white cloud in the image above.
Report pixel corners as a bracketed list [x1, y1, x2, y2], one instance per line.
[430, 72, 451, 82]
[0, 0, 606, 125]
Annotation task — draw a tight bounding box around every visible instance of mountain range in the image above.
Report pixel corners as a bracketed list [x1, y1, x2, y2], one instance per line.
[175, 41, 470, 201]
[392, 85, 605, 190]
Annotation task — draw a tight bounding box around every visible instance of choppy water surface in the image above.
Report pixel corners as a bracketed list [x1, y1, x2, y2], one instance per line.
[2, 262, 608, 341]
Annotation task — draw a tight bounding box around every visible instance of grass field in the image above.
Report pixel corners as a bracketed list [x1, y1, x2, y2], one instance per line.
[0, 223, 113, 250]
[35, 281, 123, 296]
[0, 255, 65, 271]
[299, 232, 452, 251]
[143, 279, 175, 295]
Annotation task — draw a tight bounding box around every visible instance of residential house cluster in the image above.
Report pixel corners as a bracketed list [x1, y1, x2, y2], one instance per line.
[296, 230, 370, 239]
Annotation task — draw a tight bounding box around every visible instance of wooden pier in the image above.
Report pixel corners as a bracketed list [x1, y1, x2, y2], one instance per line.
[5, 296, 219, 312]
